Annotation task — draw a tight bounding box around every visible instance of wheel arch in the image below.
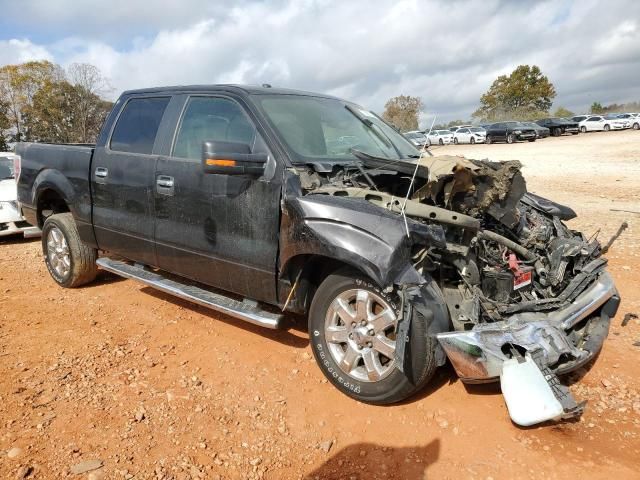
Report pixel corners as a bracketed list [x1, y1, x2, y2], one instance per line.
[36, 186, 71, 228]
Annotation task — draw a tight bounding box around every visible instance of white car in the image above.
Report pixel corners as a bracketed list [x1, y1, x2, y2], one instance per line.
[426, 129, 454, 145]
[0, 153, 41, 238]
[453, 127, 486, 144]
[578, 116, 627, 132]
[403, 130, 429, 148]
[615, 113, 640, 130]
[448, 124, 474, 134]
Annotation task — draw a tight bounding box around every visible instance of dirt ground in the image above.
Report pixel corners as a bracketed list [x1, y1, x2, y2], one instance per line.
[1, 130, 639, 480]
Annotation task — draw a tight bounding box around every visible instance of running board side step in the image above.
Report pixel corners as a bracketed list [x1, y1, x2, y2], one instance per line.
[96, 258, 284, 329]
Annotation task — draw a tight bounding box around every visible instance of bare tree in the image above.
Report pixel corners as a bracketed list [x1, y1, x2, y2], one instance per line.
[67, 63, 113, 143]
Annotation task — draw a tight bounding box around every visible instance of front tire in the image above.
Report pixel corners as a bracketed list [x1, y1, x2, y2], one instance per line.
[528, 138, 536, 142]
[581, 126, 587, 133]
[553, 127, 562, 136]
[470, 137, 475, 144]
[633, 122, 639, 130]
[453, 137, 458, 145]
[485, 135, 492, 144]
[506, 133, 515, 144]
[439, 139, 444, 145]
[604, 124, 610, 131]
[42, 213, 97, 288]
[309, 269, 438, 405]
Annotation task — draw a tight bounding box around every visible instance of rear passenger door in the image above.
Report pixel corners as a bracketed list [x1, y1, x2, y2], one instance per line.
[153, 95, 281, 302]
[91, 96, 171, 266]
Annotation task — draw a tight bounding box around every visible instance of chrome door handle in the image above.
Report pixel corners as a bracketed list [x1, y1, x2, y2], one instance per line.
[156, 175, 175, 195]
[157, 176, 174, 188]
[95, 167, 108, 178]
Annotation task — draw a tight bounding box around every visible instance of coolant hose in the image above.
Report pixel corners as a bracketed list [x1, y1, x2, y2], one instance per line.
[477, 230, 547, 281]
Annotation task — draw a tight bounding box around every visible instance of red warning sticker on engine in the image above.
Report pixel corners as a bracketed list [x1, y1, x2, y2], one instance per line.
[513, 270, 532, 290]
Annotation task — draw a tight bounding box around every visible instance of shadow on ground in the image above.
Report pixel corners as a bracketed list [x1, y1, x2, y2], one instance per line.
[304, 439, 440, 480]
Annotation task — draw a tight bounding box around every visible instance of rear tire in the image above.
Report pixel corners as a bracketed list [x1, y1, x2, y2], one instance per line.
[528, 138, 536, 142]
[42, 213, 97, 288]
[485, 135, 492, 144]
[633, 122, 639, 130]
[308, 269, 438, 405]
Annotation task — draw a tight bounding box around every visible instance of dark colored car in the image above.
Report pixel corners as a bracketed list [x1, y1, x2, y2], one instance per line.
[14, 85, 619, 422]
[535, 118, 580, 136]
[484, 121, 537, 144]
[521, 122, 550, 139]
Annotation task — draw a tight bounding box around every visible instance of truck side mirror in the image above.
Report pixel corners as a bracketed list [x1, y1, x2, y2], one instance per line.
[201, 141, 268, 177]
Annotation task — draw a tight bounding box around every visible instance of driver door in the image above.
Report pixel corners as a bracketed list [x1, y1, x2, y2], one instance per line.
[153, 95, 281, 302]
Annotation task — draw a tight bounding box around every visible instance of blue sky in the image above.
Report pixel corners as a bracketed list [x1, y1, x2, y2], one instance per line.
[1, 0, 639, 124]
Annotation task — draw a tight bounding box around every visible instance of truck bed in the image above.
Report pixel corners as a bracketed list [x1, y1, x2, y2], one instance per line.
[15, 142, 95, 237]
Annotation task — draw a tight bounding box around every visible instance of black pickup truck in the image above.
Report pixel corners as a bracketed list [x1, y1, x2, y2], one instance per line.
[15, 85, 619, 422]
[535, 117, 580, 136]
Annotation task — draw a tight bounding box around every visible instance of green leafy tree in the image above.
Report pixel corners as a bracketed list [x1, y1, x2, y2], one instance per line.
[382, 95, 423, 132]
[590, 102, 604, 114]
[0, 61, 63, 142]
[23, 80, 113, 144]
[472, 65, 556, 121]
[553, 106, 574, 118]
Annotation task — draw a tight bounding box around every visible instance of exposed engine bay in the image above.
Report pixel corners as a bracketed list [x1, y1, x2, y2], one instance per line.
[297, 154, 609, 327]
[293, 153, 621, 425]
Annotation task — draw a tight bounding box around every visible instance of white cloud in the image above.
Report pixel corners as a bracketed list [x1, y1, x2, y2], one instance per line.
[1, 0, 640, 123]
[0, 39, 52, 65]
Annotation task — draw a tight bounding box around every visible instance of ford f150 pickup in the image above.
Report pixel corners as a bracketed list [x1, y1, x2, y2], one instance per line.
[16, 85, 620, 425]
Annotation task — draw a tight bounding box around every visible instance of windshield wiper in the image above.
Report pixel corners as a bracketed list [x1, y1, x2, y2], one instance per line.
[344, 104, 404, 158]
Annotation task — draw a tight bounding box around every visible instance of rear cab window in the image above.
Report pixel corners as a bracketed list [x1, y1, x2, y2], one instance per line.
[110, 97, 171, 154]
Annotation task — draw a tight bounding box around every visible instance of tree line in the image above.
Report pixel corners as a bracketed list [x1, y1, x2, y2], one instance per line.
[381, 64, 638, 132]
[0, 60, 113, 151]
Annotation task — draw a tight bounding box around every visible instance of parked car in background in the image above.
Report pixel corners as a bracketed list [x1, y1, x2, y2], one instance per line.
[521, 122, 550, 139]
[603, 114, 630, 129]
[485, 121, 536, 144]
[535, 118, 580, 136]
[613, 113, 638, 130]
[578, 115, 627, 132]
[426, 129, 454, 145]
[403, 130, 429, 148]
[0, 153, 41, 238]
[449, 124, 474, 134]
[571, 115, 593, 123]
[453, 127, 486, 144]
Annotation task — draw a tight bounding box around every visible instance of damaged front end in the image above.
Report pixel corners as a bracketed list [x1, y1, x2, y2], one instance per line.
[287, 152, 620, 425]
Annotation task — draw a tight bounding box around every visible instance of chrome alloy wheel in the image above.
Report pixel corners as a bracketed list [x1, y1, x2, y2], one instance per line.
[47, 226, 70, 278]
[324, 289, 398, 382]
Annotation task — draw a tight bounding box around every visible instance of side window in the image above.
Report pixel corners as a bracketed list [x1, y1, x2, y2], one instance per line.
[173, 97, 256, 160]
[110, 97, 170, 154]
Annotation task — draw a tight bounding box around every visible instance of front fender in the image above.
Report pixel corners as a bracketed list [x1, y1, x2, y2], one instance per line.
[280, 193, 445, 288]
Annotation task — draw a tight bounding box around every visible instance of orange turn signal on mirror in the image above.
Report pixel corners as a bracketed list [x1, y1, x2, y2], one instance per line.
[206, 159, 236, 167]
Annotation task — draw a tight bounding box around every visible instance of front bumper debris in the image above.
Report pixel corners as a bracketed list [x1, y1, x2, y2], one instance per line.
[500, 351, 585, 426]
[436, 272, 618, 382]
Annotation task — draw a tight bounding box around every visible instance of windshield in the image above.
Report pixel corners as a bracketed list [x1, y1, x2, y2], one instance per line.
[255, 95, 418, 163]
[469, 127, 484, 132]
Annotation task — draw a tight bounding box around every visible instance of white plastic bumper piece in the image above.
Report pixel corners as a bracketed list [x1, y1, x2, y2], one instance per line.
[500, 356, 565, 426]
